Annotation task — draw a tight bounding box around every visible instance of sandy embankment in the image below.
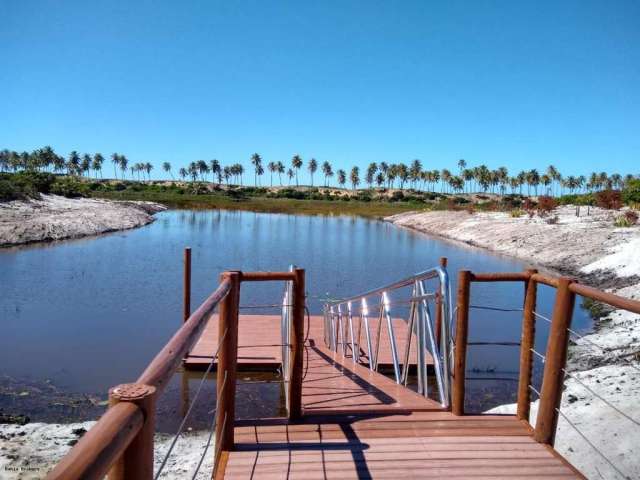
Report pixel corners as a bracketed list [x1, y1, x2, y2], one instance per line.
[0, 194, 166, 247]
[388, 206, 640, 479]
[0, 421, 213, 479]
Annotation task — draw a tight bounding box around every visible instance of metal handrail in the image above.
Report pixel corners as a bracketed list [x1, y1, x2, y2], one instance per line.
[323, 265, 452, 408]
[281, 265, 294, 411]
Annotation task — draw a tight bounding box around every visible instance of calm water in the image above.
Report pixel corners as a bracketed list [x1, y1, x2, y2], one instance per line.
[0, 209, 592, 423]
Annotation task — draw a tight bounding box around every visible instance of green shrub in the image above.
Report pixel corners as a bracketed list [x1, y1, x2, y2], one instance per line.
[0, 171, 56, 201]
[0, 179, 20, 201]
[614, 210, 638, 227]
[623, 179, 640, 205]
[510, 209, 524, 218]
[390, 191, 405, 202]
[50, 177, 89, 198]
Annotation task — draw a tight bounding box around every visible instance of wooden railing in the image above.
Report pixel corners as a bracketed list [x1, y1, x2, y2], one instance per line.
[46, 256, 305, 480]
[451, 268, 640, 448]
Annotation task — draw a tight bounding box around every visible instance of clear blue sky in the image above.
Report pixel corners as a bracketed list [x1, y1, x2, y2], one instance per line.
[1, 0, 639, 182]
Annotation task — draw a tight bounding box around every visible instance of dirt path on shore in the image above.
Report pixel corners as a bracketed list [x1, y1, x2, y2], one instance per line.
[0, 194, 166, 247]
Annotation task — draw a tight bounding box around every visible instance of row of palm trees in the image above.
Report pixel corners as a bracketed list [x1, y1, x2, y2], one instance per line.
[1, 147, 636, 196]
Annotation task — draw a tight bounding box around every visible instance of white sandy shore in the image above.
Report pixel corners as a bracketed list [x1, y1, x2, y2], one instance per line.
[388, 206, 640, 479]
[0, 194, 166, 247]
[0, 421, 214, 479]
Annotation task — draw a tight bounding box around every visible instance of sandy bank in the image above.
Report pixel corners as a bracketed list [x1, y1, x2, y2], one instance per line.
[0, 194, 166, 247]
[0, 421, 213, 479]
[388, 206, 640, 479]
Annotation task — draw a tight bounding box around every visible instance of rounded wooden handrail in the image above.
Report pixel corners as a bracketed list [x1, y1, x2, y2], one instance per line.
[138, 277, 232, 392]
[470, 272, 530, 282]
[46, 402, 143, 480]
[240, 271, 297, 282]
[570, 282, 640, 314]
[530, 273, 560, 288]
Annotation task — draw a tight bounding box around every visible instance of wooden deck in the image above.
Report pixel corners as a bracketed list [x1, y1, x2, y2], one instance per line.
[185, 314, 432, 371]
[204, 315, 584, 479]
[222, 413, 583, 479]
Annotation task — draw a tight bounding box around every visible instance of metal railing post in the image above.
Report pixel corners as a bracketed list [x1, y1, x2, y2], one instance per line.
[107, 384, 157, 480]
[452, 270, 471, 415]
[517, 268, 538, 422]
[288, 268, 305, 419]
[183, 247, 191, 322]
[435, 257, 448, 346]
[534, 277, 576, 445]
[215, 271, 240, 454]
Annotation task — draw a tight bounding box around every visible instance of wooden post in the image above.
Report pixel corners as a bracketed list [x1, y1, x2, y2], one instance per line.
[517, 268, 538, 422]
[534, 277, 576, 445]
[435, 257, 448, 346]
[215, 271, 240, 454]
[452, 270, 471, 416]
[107, 384, 157, 480]
[183, 247, 192, 322]
[289, 268, 305, 419]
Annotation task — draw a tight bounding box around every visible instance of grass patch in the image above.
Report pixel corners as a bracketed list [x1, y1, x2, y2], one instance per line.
[93, 189, 425, 218]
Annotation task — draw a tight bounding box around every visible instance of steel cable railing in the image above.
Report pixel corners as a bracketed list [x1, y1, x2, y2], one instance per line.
[154, 328, 229, 479]
[529, 346, 636, 479]
[190, 373, 228, 480]
[534, 310, 640, 374]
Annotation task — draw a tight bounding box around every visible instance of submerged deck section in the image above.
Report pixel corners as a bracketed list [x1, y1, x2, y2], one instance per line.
[185, 314, 432, 371]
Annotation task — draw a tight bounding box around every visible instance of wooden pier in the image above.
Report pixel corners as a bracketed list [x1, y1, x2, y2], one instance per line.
[48, 256, 640, 480]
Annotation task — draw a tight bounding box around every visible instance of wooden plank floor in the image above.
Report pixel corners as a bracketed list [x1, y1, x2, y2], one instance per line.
[194, 315, 583, 479]
[302, 340, 441, 414]
[223, 412, 584, 479]
[185, 314, 432, 371]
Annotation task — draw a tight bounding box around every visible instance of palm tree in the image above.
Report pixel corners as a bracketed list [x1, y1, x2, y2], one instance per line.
[276, 161, 285, 186]
[376, 172, 385, 187]
[210, 159, 221, 185]
[111, 153, 120, 179]
[409, 159, 422, 189]
[267, 161, 277, 186]
[119, 155, 129, 180]
[337, 169, 346, 188]
[457, 159, 467, 175]
[163, 162, 174, 179]
[250, 153, 262, 186]
[92, 153, 104, 178]
[179, 167, 188, 181]
[350, 166, 360, 190]
[541, 174, 551, 195]
[144, 162, 153, 181]
[291, 155, 303, 186]
[68, 151, 81, 176]
[322, 161, 333, 186]
[308, 158, 318, 186]
[366, 163, 378, 188]
[80, 154, 91, 177]
[287, 168, 294, 185]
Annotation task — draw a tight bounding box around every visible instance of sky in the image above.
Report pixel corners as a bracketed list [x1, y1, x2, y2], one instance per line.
[1, 0, 639, 183]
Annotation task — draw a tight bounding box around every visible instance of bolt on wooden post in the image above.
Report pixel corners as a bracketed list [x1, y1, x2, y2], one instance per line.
[534, 277, 576, 445]
[107, 383, 157, 480]
[215, 271, 240, 457]
[288, 268, 305, 419]
[452, 270, 471, 416]
[517, 268, 538, 422]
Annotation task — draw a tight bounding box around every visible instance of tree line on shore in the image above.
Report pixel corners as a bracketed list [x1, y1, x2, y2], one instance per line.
[1, 146, 637, 197]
